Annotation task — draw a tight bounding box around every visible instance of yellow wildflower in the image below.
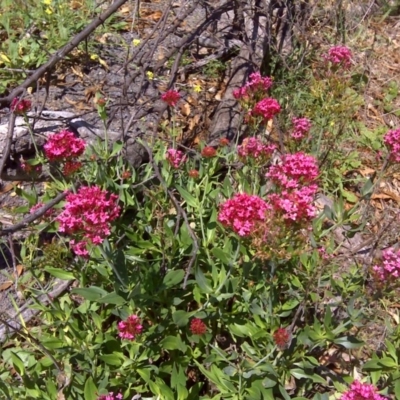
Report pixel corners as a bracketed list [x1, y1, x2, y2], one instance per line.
[132, 39, 141, 47]
[45, 7, 53, 14]
[146, 71, 154, 80]
[193, 84, 202, 93]
[43, 0, 52, 4]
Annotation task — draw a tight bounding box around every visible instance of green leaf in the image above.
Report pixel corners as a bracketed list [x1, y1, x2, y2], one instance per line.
[362, 359, 381, 370]
[175, 185, 198, 208]
[160, 336, 187, 352]
[44, 267, 75, 280]
[378, 357, 398, 368]
[333, 336, 364, 349]
[84, 377, 97, 400]
[10, 352, 25, 376]
[96, 292, 126, 305]
[212, 248, 230, 265]
[195, 267, 213, 293]
[172, 310, 191, 327]
[163, 269, 185, 288]
[98, 353, 122, 366]
[72, 286, 107, 301]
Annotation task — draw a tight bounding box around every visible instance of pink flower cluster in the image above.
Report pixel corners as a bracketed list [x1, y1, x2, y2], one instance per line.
[238, 137, 276, 161]
[325, 45, 352, 69]
[30, 202, 54, 219]
[44, 130, 86, 162]
[249, 98, 281, 123]
[384, 128, 400, 162]
[291, 117, 312, 140]
[266, 152, 319, 223]
[11, 97, 31, 115]
[373, 248, 400, 281]
[267, 152, 319, 189]
[340, 380, 386, 400]
[118, 314, 143, 341]
[166, 148, 186, 168]
[233, 72, 273, 100]
[218, 193, 270, 236]
[161, 89, 181, 107]
[57, 186, 120, 256]
[97, 393, 123, 400]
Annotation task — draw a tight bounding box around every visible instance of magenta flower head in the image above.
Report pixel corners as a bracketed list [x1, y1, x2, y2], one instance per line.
[10, 97, 31, 115]
[218, 193, 270, 237]
[44, 130, 86, 162]
[325, 45, 352, 69]
[118, 314, 143, 341]
[166, 148, 186, 168]
[238, 137, 276, 161]
[161, 89, 181, 107]
[373, 247, 400, 281]
[56, 186, 120, 256]
[97, 392, 123, 400]
[249, 98, 281, 123]
[190, 318, 207, 335]
[340, 380, 386, 400]
[291, 117, 312, 140]
[384, 128, 400, 163]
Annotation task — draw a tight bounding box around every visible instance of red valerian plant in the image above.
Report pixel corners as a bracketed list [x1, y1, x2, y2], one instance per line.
[201, 146, 217, 158]
[10, 97, 31, 114]
[190, 318, 207, 335]
[218, 193, 270, 237]
[291, 117, 312, 140]
[248, 98, 281, 123]
[56, 185, 120, 256]
[161, 89, 181, 107]
[324, 45, 352, 69]
[384, 128, 400, 162]
[233, 72, 273, 101]
[188, 169, 199, 179]
[44, 130, 86, 162]
[237, 137, 276, 161]
[340, 380, 386, 400]
[372, 248, 400, 281]
[97, 392, 123, 400]
[118, 314, 143, 341]
[166, 148, 186, 168]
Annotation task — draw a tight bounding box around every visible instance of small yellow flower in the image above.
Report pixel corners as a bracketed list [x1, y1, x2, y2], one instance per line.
[132, 38, 141, 47]
[90, 54, 99, 61]
[330, 121, 335, 126]
[146, 71, 154, 80]
[43, 0, 52, 4]
[193, 84, 202, 93]
[45, 7, 53, 14]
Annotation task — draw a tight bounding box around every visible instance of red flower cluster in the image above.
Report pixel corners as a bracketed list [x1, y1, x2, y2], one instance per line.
[44, 130, 86, 162]
[384, 128, 400, 163]
[273, 328, 290, 349]
[166, 148, 186, 168]
[201, 146, 217, 158]
[340, 380, 386, 400]
[188, 169, 199, 179]
[291, 117, 312, 140]
[161, 89, 181, 107]
[57, 186, 120, 257]
[10, 97, 31, 115]
[249, 98, 281, 123]
[190, 318, 207, 335]
[238, 137, 276, 161]
[324, 45, 352, 69]
[218, 193, 270, 237]
[117, 314, 143, 341]
[233, 72, 273, 101]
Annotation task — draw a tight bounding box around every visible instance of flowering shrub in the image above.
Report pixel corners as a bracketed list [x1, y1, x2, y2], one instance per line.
[372, 248, 400, 281]
[190, 318, 207, 335]
[10, 97, 31, 114]
[117, 315, 143, 341]
[166, 148, 186, 168]
[324, 45, 352, 69]
[44, 130, 86, 162]
[161, 89, 181, 107]
[383, 128, 400, 162]
[249, 97, 281, 123]
[340, 380, 386, 400]
[57, 185, 120, 256]
[218, 193, 270, 236]
[291, 117, 312, 140]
